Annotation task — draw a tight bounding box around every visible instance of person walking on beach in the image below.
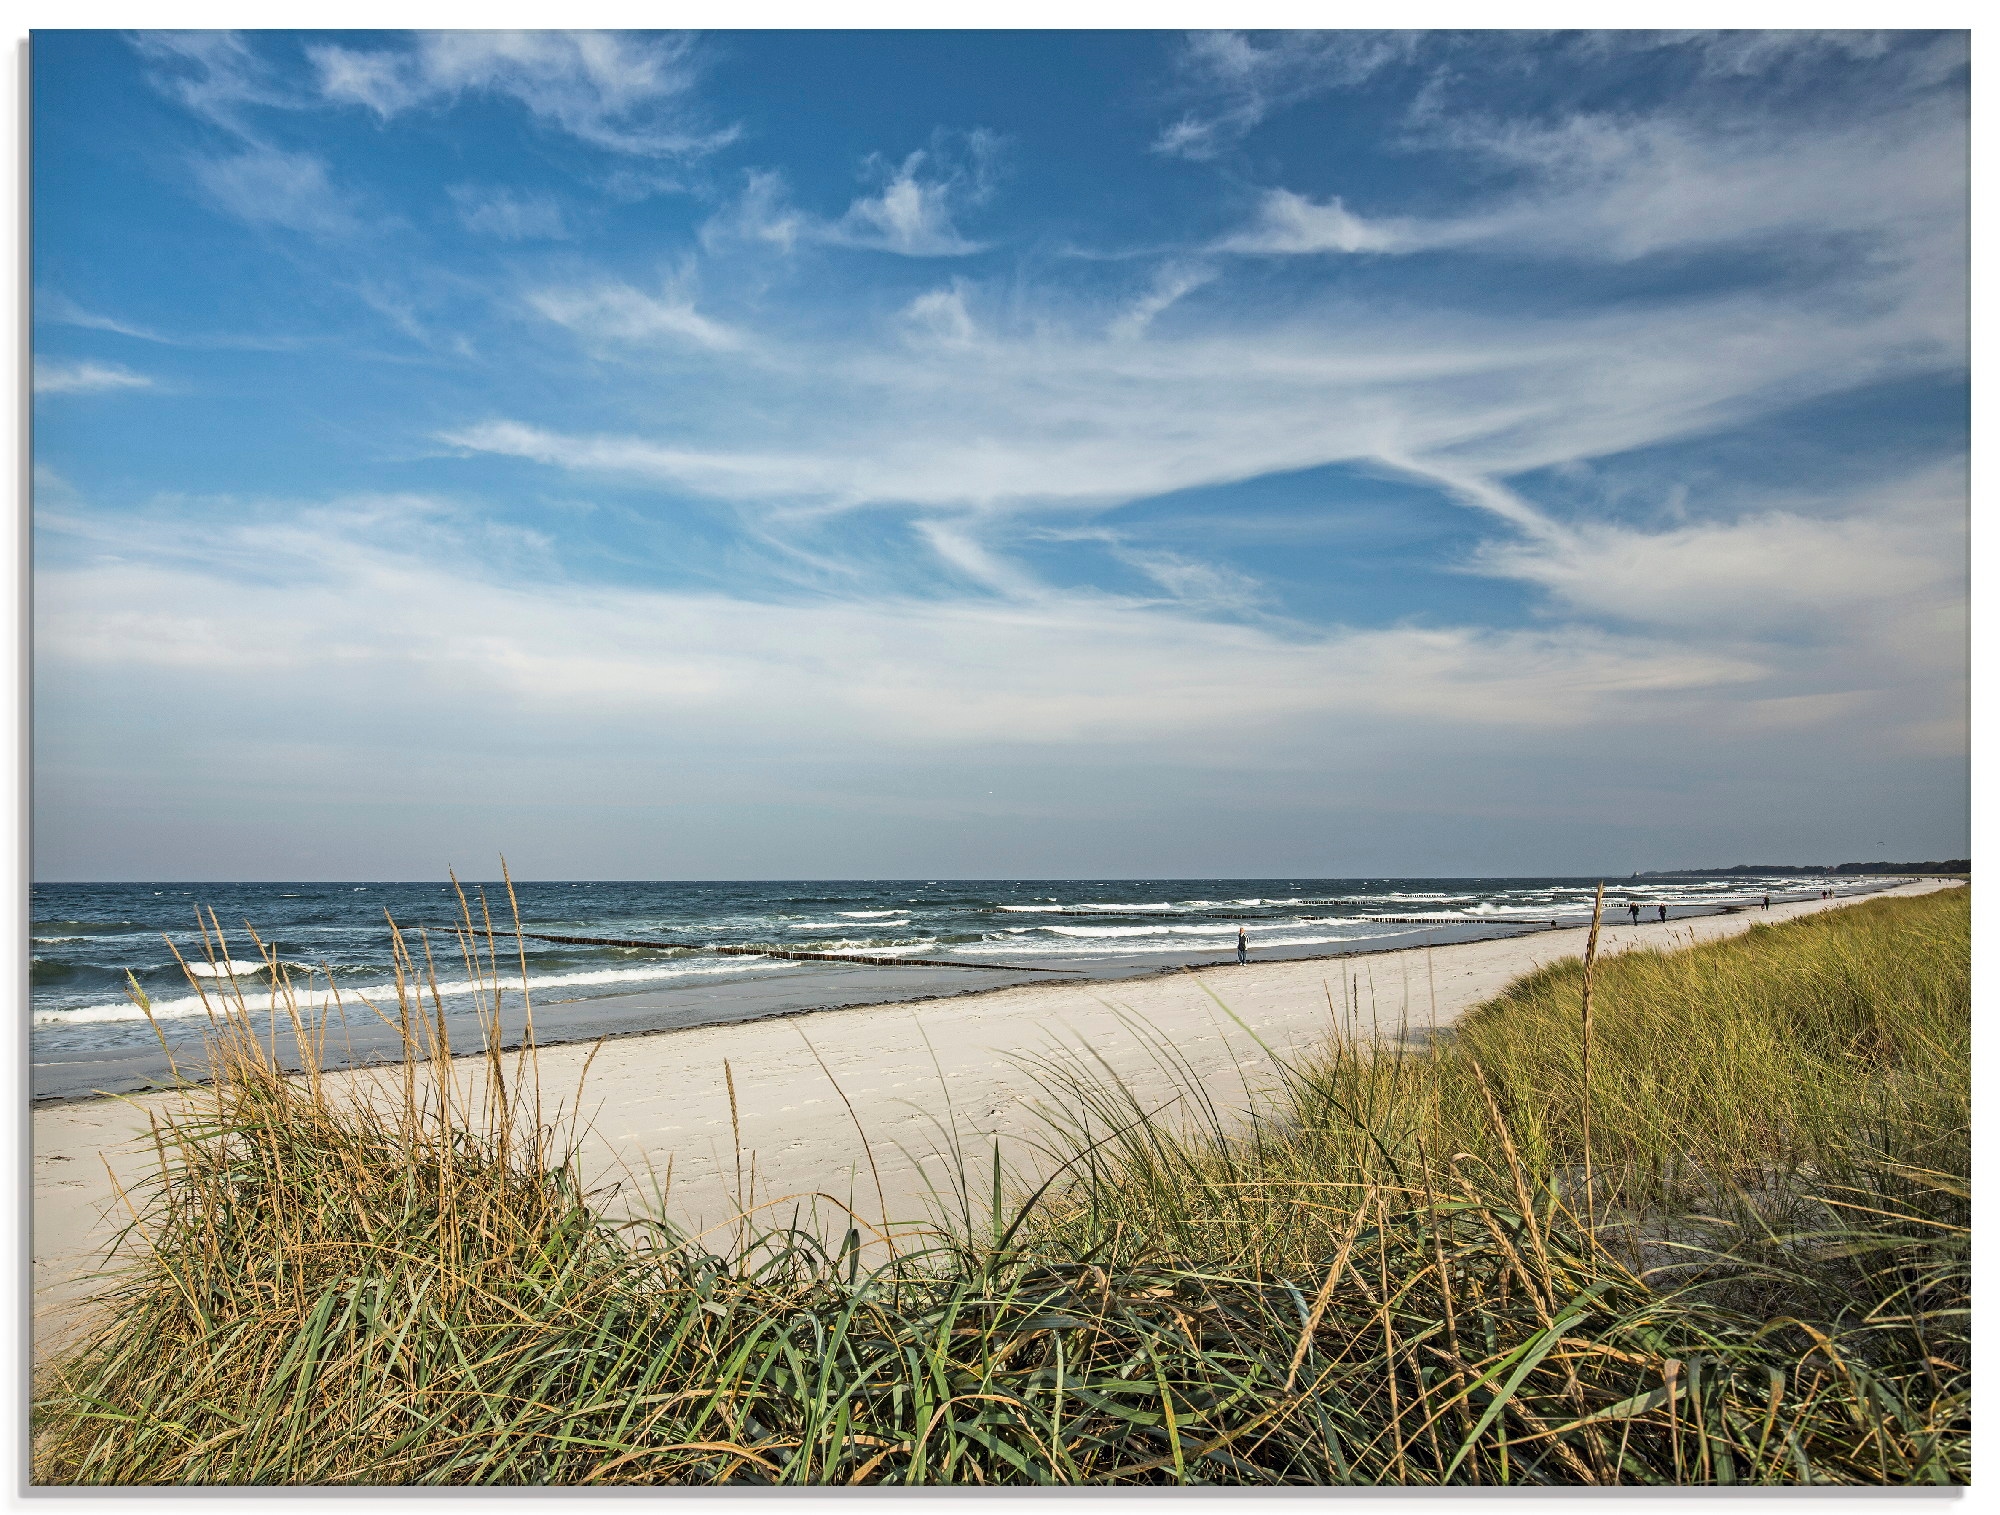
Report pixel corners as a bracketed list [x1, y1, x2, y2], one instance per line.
[1658, 904, 1668, 923]
[1627, 901, 1641, 925]
[1236, 925, 1248, 965]
[1762, 894, 1771, 910]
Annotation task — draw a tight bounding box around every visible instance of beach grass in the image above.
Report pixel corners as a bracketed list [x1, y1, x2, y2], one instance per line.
[32, 887, 1968, 1485]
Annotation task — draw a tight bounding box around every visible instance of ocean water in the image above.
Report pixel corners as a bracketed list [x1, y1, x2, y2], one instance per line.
[30, 874, 1871, 1099]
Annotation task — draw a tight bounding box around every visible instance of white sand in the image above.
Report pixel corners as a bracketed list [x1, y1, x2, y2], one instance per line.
[33, 880, 1960, 1353]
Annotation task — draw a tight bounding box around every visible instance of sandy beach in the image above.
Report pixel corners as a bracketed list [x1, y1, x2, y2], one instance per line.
[32, 879, 1960, 1354]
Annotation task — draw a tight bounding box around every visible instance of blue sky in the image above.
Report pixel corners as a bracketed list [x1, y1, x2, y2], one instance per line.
[32, 29, 1969, 880]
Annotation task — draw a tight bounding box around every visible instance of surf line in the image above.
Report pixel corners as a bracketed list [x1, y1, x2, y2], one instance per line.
[504, 930, 1085, 975]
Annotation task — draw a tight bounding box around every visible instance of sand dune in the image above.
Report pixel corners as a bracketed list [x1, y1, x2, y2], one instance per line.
[33, 879, 1959, 1352]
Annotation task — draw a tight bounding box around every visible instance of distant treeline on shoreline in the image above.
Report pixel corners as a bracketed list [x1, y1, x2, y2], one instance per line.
[1635, 860, 1969, 878]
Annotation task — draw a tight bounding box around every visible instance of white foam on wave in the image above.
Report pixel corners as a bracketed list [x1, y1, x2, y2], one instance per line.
[837, 910, 904, 918]
[1045, 922, 1240, 939]
[183, 958, 300, 978]
[791, 919, 909, 931]
[1035, 915, 1480, 944]
[998, 902, 1182, 914]
[949, 925, 1414, 959]
[34, 955, 791, 1029]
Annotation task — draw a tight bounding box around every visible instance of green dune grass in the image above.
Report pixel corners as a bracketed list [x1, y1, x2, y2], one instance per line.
[33, 887, 1968, 1485]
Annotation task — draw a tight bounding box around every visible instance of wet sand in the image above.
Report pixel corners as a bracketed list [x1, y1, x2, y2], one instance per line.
[28, 916, 1559, 1103]
[33, 879, 1960, 1355]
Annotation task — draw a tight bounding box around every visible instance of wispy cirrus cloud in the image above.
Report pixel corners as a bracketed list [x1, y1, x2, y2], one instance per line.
[1573, 28, 1965, 88]
[36, 494, 1767, 757]
[1155, 30, 1968, 164]
[436, 205, 1963, 771]
[526, 276, 742, 351]
[191, 144, 367, 236]
[36, 291, 313, 353]
[900, 283, 980, 347]
[310, 30, 735, 158]
[1154, 30, 1420, 159]
[1215, 194, 1414, 256]
[1473, 461, 1967, 648]
[129, 30, 304, 134]
[35, 30, 1968, 875]
[130, 33, 372, 239]
[1107, 263, 1218, 339]
[1218, 100, 1967, 268]
[704, 131, 1004, 257]
[36, 293, 172, 343]
[33, 359, 155, 395]
[449, 184, 571, 241]
[442, 266, 1960, 521]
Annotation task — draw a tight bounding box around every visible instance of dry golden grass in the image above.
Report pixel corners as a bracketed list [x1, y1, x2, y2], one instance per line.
[33, 885, 1968, 1485]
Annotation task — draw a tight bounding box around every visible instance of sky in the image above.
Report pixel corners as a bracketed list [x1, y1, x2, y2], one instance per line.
[30, 28, 1970, 881]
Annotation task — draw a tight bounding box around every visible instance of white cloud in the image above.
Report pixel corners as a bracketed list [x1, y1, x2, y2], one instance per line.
[52, 33, 1965, 874]
[526, 278, 742, 351]
[33, 359, 155, 395]
[37, 294, 171, 343]
[1154, 31, 1420, 159]
[833, 136, 999, 255]
[129, 31, 300, 134]
[449, 184, 570, 241]
[1468, 461, 1969, 762]
[901, 284, 979, 347]
[704, 132, 1002, 258]
[1476, 462, 1968, 649]
[1117, 549, 1267, 614]
[701, 168, 806, 253]
[441, 270, 1959, 519]
[310, 30, 734, 158]
[1431, 103, 1965, 264]
[1216, 192, 1416, 256]
[439, 421, 850, 501]
[426, 230, 1964, 783]
[1609, 29, 1964, 86]
[451, 56, 1956, 529]
[37, 498, 1768, 759]
[1218, 87, 1966, 269]
[1108, 263, 1218, 340]
[192, 145, 364, 236]
[1156, 31, 1968, 165]
[909, 518, 1044, 598]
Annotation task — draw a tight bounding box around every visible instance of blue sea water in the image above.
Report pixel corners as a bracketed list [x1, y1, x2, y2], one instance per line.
[30, 875, 1870, 1100]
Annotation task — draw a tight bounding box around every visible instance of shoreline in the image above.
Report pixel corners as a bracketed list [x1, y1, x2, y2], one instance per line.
[29, 877, 1918, 1108]
[32, 879, 1961, 1352]
[28, 922, 1557, 1109]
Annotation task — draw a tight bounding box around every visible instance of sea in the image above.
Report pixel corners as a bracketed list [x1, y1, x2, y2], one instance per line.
[29, 874, 1879, 1101]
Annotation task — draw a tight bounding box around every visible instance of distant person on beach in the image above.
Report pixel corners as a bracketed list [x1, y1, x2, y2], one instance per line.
[1658, 904, 1668, 922]
[1236, 926, 1247, 965]
[1763, 895, 1771, 910]
[1627, 901, 1640, 924]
